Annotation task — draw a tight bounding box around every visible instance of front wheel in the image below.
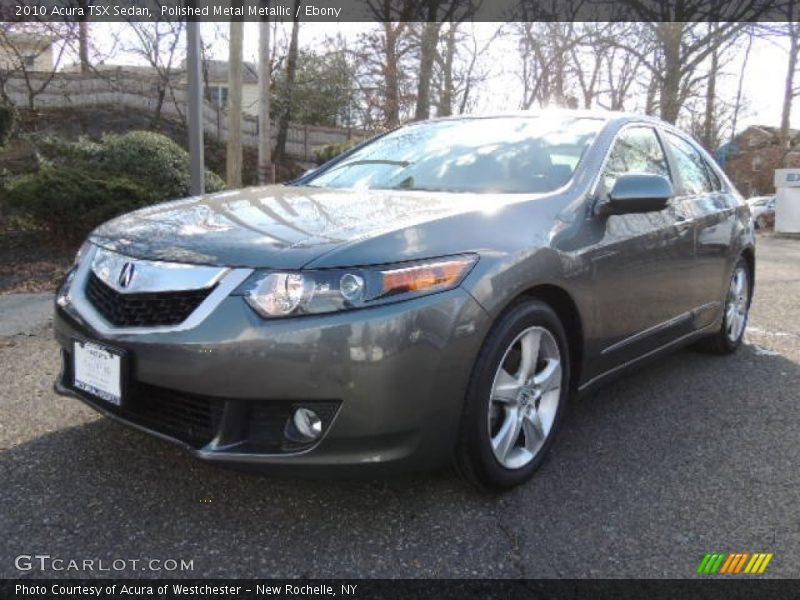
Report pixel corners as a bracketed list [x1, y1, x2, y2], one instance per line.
[456, 300, 570, 490]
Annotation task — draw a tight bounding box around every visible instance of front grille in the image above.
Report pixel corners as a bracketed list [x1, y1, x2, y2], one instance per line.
[86, 272, 214, 327]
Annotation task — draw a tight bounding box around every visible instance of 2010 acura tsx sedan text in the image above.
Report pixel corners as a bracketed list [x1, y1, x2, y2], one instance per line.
[53, 111, 754, 489]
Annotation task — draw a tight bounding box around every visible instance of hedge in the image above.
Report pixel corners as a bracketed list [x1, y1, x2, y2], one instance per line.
[2, 131, 225, 238]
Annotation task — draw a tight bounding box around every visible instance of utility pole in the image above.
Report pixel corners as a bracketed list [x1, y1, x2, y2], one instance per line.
[227, 20, 244, 188]
[186, 17, 205, 195]
[258, 16, 273, 184]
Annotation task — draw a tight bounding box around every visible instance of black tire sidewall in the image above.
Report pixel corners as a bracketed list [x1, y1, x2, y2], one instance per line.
[460, 300, 570, 490]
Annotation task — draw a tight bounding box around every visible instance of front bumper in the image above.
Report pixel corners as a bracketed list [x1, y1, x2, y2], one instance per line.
[54, 283, 490, 475]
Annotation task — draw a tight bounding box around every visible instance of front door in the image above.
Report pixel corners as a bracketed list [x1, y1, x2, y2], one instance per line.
[586, 125, 697, 377]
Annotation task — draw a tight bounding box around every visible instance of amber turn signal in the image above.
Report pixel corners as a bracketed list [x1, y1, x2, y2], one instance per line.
[379, 256, 477, 297]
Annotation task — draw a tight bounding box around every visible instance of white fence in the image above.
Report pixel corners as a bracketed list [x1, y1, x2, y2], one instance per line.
[1, 70, 354, 161]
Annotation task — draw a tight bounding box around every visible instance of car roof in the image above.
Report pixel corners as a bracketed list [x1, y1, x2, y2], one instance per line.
[425, 109, 667, 128]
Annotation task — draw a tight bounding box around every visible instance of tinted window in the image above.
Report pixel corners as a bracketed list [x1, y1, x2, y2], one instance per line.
[664, 132, 714, 195]
[601, 127, 670, 193]
[304, 116, 605, 194]
[705, 159, 722, 191]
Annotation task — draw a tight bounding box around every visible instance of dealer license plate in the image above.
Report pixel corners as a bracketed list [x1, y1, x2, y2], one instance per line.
[73, 340, 123, 406]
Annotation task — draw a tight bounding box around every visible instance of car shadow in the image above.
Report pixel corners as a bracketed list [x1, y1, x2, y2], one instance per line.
[2, 341, 798, 578]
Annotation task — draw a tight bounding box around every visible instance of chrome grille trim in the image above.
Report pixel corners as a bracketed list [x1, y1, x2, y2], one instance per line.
[91, 246, 229, 294]
[67, 244, 253, 335]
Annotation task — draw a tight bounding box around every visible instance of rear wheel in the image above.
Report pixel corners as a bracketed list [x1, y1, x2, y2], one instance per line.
[696, 257, 751, 354]
[456, 300, 570, 490]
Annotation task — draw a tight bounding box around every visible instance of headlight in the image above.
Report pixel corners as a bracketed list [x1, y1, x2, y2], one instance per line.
[240, 254, 478, 318]
[57, 241, 93, 307]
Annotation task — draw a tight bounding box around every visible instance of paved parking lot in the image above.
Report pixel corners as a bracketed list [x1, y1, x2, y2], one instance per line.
[1, 234, 798, 579]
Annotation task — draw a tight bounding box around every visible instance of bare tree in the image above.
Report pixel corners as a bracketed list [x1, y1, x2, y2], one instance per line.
[124, 20, 186, 127]
[356, 0, 418, 128]
[414, 17, 442, 120]
[0, 23, 75, 110]
[609, 2, 765, 124]
[761, 5, 800, 152]
[729, 29, 754, 147]
[434, 22, 501, 116]
[780, 23, 800, 150]
[517, 22, 582, 109]
[436, 22, 457, 117]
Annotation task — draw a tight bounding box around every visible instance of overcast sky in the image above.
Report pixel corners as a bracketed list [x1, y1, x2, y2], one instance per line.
[89, 22, 799, 132]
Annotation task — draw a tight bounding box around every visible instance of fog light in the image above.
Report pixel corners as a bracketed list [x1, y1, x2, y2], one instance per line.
[293, 407, 322, 441]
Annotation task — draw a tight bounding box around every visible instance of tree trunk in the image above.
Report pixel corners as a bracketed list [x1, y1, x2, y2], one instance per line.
[780, 27, 799, 153]
[702, 28, 718, 151]
[79, 20, 89, 73]
[657, 23, 683, 124]
[227, 20, 244, 188]
[729, 30, 753, 148]
[258, 18, 272, 184]
[275, 3, 300, 162]
[415, 16, 440, 121]
[644, 71, 658, 116]
[384, 22, 401, 127]
[438, 24, 456, 117]
[151, 85, 165, 128]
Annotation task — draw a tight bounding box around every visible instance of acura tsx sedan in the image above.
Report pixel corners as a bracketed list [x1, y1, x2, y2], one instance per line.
[54, 111, 754, 489]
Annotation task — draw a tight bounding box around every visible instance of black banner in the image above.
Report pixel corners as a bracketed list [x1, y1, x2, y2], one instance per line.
[0, 0, 797, 23]
[3, 579, 800, 600]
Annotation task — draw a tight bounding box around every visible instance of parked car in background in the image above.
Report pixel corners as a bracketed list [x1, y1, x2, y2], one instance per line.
[747, 195, 776, 230]
[53, 111, 755, 490]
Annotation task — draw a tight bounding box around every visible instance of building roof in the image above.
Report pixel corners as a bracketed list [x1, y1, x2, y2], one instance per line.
[736, 125, 800, 142]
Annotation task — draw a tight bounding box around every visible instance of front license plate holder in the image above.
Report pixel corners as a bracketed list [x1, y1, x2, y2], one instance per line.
[72, 338, 127, 406]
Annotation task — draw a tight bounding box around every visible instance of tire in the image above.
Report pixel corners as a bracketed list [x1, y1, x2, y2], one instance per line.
[455, 300, 570, 491]
[755, 216, 766, 230]
[695, 257, 752, 355]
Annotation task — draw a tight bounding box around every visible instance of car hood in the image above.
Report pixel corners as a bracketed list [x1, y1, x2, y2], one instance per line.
[89, 185, 517, 269]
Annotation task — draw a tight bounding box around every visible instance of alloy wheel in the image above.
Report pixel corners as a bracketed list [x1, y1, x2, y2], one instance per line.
[725, 266, 749, 343]
[487, 326, 562, 470]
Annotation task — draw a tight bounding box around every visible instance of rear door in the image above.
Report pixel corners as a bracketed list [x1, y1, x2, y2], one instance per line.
[587, 125, 697, 376]
[661, 131, 737, 327]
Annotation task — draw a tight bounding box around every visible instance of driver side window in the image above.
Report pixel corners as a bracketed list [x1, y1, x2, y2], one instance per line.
[601, 126, 671, 195]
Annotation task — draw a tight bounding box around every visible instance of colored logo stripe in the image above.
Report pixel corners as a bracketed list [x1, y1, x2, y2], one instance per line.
[698, 552, 773, 575]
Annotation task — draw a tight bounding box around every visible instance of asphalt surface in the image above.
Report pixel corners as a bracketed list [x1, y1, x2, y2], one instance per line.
[1, 234, 799, 579]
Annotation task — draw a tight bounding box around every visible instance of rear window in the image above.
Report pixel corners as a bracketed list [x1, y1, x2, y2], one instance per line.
[304, 116, 605, 194]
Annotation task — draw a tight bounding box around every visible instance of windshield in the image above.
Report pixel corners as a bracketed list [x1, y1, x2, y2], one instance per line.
[304, 116, 605, 194]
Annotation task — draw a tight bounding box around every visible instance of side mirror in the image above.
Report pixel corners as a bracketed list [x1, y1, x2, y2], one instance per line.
[600, 174, 673, 216]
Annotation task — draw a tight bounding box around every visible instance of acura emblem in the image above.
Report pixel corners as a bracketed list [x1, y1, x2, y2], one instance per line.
[118, 262, 136, 289]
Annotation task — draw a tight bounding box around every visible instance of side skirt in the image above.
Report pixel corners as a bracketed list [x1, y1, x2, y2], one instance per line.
[577, 323, 719, 397]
